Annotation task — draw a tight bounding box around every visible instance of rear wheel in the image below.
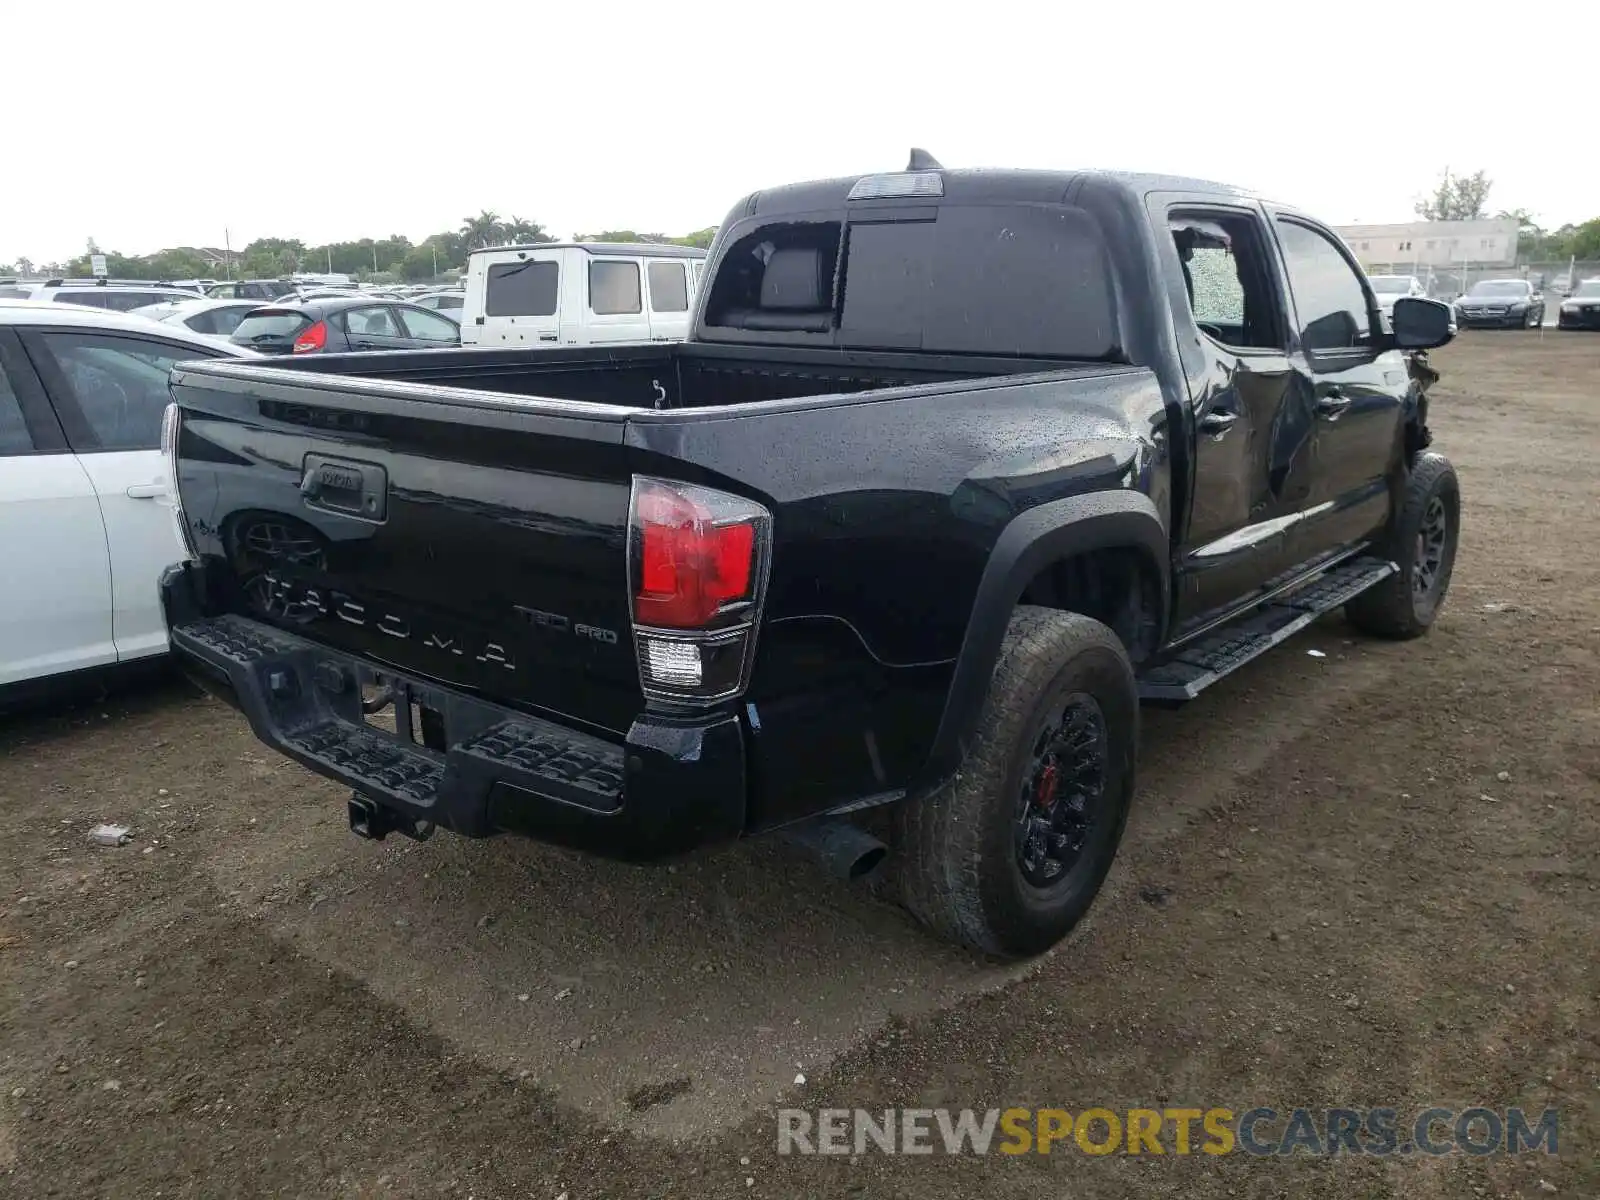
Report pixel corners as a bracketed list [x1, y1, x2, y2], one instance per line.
[1346, 452, 1460, 638]
[897, 608, 1138, 958]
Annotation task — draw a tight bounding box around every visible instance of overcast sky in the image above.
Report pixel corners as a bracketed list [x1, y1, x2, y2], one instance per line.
[3, 1, 1593, 265]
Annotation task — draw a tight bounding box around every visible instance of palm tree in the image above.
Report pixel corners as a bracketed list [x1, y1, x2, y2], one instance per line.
[501, 216, 552, 245]
[460, 210, 504, 249]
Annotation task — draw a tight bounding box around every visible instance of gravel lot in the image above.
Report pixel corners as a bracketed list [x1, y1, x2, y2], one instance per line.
[2, 330, 1596, 1199]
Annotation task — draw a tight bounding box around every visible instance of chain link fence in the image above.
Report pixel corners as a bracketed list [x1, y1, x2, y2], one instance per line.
[1362, 260, 1600, 301]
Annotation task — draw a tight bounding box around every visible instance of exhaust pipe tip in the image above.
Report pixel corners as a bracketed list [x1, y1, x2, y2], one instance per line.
[777, 818, 888, 883]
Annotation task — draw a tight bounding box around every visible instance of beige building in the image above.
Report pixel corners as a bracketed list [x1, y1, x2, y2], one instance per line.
[1335, 219, 1519, 269]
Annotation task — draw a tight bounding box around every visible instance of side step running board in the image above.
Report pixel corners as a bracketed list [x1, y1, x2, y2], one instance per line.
[1137, 556, 1396, 703]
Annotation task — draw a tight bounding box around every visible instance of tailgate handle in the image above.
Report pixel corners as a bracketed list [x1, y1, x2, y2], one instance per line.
[300, 455, 388, 523]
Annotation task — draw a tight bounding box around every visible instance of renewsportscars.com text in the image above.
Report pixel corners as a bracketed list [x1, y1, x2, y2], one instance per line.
[777, 1106, 1559, 1157]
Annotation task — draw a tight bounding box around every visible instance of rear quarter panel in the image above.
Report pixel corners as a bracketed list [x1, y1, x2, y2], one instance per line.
[628, 368, 1170, 828]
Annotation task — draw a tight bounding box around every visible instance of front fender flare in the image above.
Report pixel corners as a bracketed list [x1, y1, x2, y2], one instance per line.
[919, 490, 1169, 785]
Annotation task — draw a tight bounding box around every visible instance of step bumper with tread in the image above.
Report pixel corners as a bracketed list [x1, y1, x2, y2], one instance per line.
[160, 565, 746, 858]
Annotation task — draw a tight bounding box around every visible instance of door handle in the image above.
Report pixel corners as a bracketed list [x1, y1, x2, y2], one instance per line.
[1316, 389, 1353, 419]
[126, 483, 166, 500]
[1198, 410, 1238, 437]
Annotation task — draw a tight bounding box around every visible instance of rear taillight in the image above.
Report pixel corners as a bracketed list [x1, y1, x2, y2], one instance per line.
[160, 402, 196, 562]
[292, 320, 327, 354]
[627, 477, 771, 705]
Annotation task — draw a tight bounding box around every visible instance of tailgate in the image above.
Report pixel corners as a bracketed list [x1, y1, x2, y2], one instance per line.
[169, 361, 643, 735]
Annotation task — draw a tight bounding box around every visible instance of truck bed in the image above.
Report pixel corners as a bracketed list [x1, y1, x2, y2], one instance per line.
[165, 342, 1156, 831]
[237, 341, 1078, 412]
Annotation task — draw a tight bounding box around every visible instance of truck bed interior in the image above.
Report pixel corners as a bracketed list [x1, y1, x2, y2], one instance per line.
[259, 343, 1083, 412]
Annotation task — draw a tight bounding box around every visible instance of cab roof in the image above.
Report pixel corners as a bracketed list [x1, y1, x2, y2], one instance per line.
[738, 167, 1266, 218]
[469, 241, 707, 259]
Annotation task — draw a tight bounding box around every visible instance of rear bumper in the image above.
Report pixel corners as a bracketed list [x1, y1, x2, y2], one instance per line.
[160, 563, 746, 860]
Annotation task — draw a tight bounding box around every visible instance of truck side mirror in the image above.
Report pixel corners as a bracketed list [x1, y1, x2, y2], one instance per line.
[1391, 297, 1455, 350]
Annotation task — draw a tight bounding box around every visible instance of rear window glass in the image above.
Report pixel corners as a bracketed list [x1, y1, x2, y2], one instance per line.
[648, 262, 688, 312]
[206, 307, 253, 336]
[590, 261, 641, 315]
[103, 291, 180, 312]
[840, 206, 1118, 358]
[485, 261, 558, 317]
[232, 311, 311, 341]
[0, 354, 33, 454]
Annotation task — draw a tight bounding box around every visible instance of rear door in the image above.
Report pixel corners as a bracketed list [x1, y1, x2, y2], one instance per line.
[394, 305, 461, 348]
[1158, 200, 1316, 627]
[470, 252, 562, 346]
[339, 305, 414, 352]
[0, 329, 116, 685]
[1268, 214, 1407, 560]
[584, 257, 649, 343]
[21, 328, 225, 663]
[644, 258, 692, 342]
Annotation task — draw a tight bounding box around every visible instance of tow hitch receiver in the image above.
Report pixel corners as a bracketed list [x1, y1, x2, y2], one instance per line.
[348, 793, 434, 842]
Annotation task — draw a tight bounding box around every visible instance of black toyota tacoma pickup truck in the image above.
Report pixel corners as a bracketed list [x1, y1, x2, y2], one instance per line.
[158, 154, 1460, 957]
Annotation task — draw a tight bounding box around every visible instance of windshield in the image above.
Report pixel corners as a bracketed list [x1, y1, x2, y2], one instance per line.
[1467, 280, 1529, 297]
[1369, 276, 1412, 293]
[1574, 281, 1600, 298]
[231, 311, 311, 342]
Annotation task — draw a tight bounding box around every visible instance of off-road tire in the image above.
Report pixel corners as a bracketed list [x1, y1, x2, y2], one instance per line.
[1346, 452, 1460, 639]
[897, 608, 1138, 958]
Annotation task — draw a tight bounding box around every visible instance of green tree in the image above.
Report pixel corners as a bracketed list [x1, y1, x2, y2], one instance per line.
[1415, 169, 1492, 221]
[412, 231, 468, 272]
[65, 250, 152, 278]
[373, 234, 413, 268]
[1571, 218, 1600, 260]
[573, 230, 679, 244]
[460, 210, 504, 249]
[501, 216, 553, 245]
[400, 244, 439, 281]
[577, 227, 716, 248]
[1495, 209, 1544, 258]
[14, 255, 34, 277]
[669, 227, 717, 249]
[143, 248, 214, 279]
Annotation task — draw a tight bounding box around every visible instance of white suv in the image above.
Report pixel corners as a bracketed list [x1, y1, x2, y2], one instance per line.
[459, 242, 706, 347]
[0, 279, 203, 311]
[0, 302, 254, 698]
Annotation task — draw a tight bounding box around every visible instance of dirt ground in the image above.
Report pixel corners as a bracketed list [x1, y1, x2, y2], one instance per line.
[2, 331, 1596, 1199]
